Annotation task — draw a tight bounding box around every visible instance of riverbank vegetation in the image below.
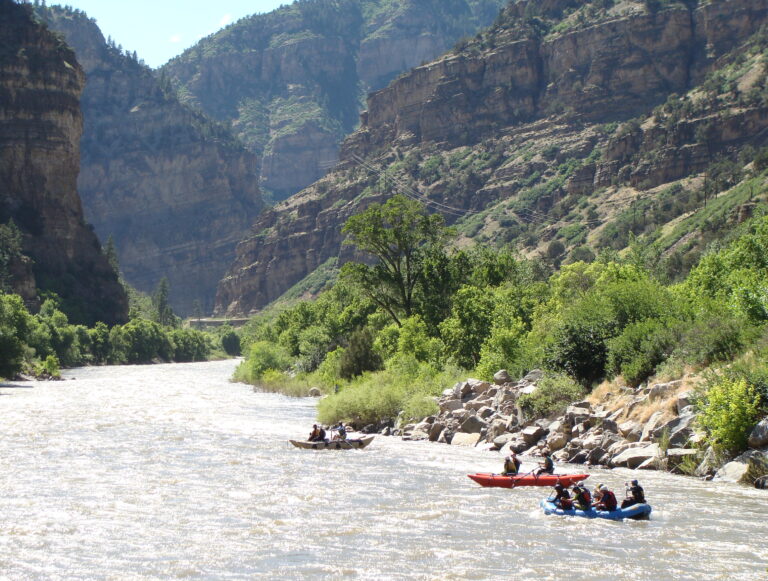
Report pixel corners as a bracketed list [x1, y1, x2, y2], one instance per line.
[236, 193, 768, 457]
[0, 280, 241, 380]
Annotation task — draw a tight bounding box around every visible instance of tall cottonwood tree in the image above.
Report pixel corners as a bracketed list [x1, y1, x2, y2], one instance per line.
[340, 194, 450, 326]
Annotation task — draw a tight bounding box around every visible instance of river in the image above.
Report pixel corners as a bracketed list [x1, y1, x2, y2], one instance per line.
[0, 360, 766, 580]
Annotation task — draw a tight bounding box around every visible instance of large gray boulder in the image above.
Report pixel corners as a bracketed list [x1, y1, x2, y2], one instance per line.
[439, 398, 464, 413]
[521, 425, 546, 445]
[451, 432, 482, 447]
[493, 369, 512, 385]
[565, 402, 592, 426]
[648, 380, 682, 401]
[713, 450, 768, 484]
[460, 415, 487, 434]
[640, 411, 666, 442]
[618, 420, 642, 442]
[748, 417, 768, 449]
[653, 410, 698, 447]
[610, 444, 660, 469]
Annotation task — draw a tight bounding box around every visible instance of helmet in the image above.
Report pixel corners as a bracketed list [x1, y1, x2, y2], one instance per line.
[554, 484, 563, 490]
[599, 484, 608, 491]
[631, 480, 639, 486]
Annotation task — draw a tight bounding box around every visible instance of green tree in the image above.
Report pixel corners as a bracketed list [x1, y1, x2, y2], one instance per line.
[0, 294, 32, 378]
[152, 277, 177, 327]
[340, 195, 450, 326]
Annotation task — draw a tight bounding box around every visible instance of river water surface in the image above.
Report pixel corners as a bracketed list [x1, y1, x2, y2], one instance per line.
[1, 360, 766, 580]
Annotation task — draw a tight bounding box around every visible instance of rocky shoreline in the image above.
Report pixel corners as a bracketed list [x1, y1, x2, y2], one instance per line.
[366, 370, 768, 488]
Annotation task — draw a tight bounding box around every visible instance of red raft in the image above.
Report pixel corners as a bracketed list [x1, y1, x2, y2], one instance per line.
[467, 472, 589, 488]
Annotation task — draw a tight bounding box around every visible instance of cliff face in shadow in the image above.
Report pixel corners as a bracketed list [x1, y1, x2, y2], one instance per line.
[38, 6, 264, 315]
[214, 0, 768, 316]
[0, 0, 127, 325]
[161, 0, 505, 200]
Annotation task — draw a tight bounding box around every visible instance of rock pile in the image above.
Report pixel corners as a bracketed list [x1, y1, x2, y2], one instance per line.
[397, 370, 706, 476]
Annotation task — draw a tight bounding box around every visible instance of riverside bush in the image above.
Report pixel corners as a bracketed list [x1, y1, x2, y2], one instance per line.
[697, 376, 762, 454]
[518, 373, 587, 418]
[607, 318, 678, 387]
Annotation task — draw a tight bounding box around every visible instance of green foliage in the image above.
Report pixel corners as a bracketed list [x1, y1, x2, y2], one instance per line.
[338, 327, 383, 380]
[341, 194, 451, 326]
[439, 285, 495, 369]
[697, 376, 762, 455]
[317, 354, 461, 425]
[109, 318, 173, 364]
[237, 340, 293, 382]
[607, 318, 678, 386]
[518, 373, 587, 418]
[36, 354, 61, 379]
[0, 294, 32, 378]
[219, 326, 241, 356]
[169, 328, 209, 362]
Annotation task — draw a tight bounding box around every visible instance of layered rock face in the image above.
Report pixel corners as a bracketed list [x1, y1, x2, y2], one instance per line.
[348, 0, 768, 155]
[0, 0, 127, 325]
[215, 0, 768, 316]
[163, 0, 505, 200]
[39, 7, 263, 314]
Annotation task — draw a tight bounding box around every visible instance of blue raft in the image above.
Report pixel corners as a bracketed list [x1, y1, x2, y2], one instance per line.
[540, 499, 652, 521]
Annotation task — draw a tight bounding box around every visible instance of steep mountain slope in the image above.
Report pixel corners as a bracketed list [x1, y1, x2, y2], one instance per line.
[0, 0, 127, 325]
[37, 6, 264, 315]
[161, 0, 506, 200]
[214, 0, 768, 316]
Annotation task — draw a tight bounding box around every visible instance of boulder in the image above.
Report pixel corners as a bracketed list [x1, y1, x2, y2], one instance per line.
[637, 456, 663, 470]
[493, 370, 512, 385]
[640, 411, 666, 442]
[618, 420, 642, 442]
[492, 432, 515, 449]
[467, 379, 492, 395]
[308, 387, 322, 397]
[521, 369, 544, 384]
[458, 381, 473, 399]
[675, 390, 694, 414]
[477, 406, 496, 420]
[648, 380, 682, 401]
[460, 415, 487, 434]
[545, 429, 569, 452]
[519, 384, 537, 396]
[581, 432, 603, 451]
[450, 409, 471, 423]
[439, 399, 464, 413]
[521, 425, 546, 445]
[565, 403, 592, 426]
[451, 432, 482, 447]
[598, 419, 619, 434]
[437, 429, 453, 444]
[713, 450, 768, 484]
[610, 444, 660, 469]
[748, 417, 768, 449]
[653, 410, 697, 447]
[428, 422, 444, 442]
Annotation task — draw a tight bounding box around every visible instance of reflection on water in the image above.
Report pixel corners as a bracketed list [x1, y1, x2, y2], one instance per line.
[1, 360, 767, 580]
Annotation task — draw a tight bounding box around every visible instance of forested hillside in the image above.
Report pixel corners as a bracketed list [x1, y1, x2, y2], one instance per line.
[162, 0, 505, 200]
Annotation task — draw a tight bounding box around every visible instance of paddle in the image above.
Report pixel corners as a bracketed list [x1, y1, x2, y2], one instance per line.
[509, 468, 536, 489]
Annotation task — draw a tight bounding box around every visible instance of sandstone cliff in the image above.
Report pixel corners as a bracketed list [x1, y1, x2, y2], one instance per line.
[38, 6, 264, 315]
[162, 0, 505, 200]
[215, 0, 768, 316]
[0, 0, 127, 325]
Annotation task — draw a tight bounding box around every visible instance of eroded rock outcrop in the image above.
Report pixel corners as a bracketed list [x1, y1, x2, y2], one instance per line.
[0, 0, 127, 325]
[38, 6, 264, 315]
[216, 0, 768, 316]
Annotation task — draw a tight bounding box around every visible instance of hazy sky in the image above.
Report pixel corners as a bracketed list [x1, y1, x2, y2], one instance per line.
[51, 1, 290, 68]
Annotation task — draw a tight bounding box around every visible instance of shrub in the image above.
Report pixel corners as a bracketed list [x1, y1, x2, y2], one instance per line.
[220, 328, 241, 356]
[518, 373, 587, 418]
[697, 376, 761, 455]
[338, 327, 383, 380]
[237, 340, 292, 382]
[607, 319, 678, 387]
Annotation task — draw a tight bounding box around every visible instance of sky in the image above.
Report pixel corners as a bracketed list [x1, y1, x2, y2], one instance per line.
[51, 1, 290, 68]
